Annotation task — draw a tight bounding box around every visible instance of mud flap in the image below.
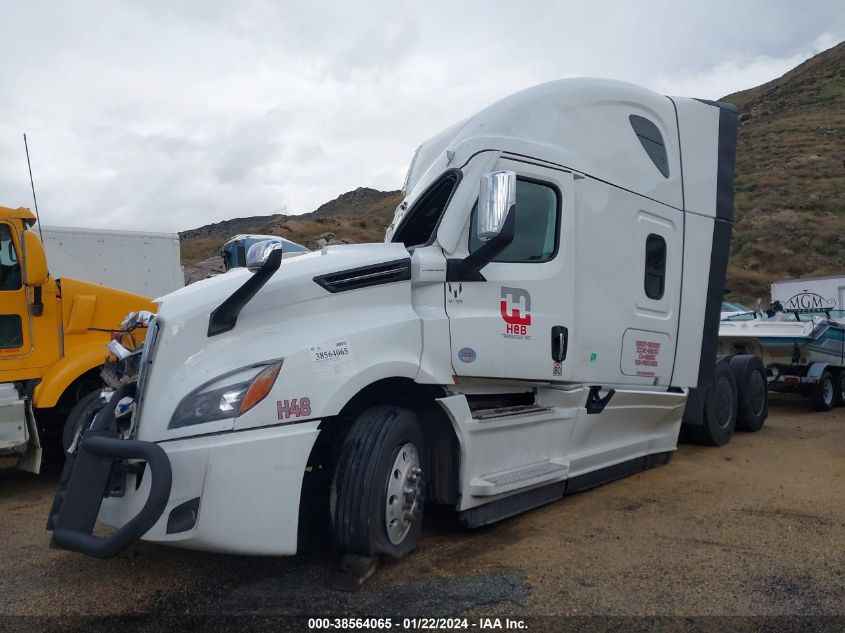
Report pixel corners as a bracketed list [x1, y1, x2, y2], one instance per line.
[19, 402, 42, 474]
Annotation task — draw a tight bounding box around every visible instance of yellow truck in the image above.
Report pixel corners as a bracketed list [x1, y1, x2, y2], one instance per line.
[0, 206, 163, 472]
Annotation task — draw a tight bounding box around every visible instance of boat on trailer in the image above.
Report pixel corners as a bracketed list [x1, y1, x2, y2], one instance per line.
[718, 311, 845, 410]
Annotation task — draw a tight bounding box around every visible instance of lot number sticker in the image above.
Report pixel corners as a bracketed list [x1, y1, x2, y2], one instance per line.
[310, 339, 357, 381]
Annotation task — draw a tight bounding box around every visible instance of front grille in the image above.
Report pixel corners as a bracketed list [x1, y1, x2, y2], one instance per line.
[129, 317, 160, 437]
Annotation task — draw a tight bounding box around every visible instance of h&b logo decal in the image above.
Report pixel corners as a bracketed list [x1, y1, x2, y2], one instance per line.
[500, 287, 532, 339]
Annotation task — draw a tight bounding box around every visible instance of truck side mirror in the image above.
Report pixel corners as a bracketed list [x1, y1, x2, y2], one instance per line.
[22, 231, 48, 317]
[22, 231, 49, 287]
[446, 171, 517, 282]
[477, 170, 516, 242]
[246, 239, 284, 272]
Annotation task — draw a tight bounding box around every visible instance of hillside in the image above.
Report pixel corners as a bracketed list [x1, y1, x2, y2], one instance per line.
[722, 40, 845, 301]
[181, 42, 844, 298]
[180, 187, 399, 274]
[262, 186, 402, 246]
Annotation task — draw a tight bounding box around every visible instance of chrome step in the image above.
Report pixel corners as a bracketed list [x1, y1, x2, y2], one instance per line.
[471, 405, 551, 421]
[469, 459, 568, 496]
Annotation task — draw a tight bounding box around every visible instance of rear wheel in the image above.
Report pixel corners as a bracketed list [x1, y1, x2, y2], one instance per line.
[331, 406, 425, 559]
[730, 355, 768, 432]
[834, 370, 845, 407]
[686, 360, 737, 446]
[811, 370, 835, 411]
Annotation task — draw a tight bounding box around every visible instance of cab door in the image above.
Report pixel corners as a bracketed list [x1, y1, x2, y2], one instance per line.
[0, 223, 31, 357]
[446, 159, 576, 382]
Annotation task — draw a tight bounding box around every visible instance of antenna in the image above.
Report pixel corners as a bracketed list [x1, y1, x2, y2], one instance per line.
[23, 133, 44, 241]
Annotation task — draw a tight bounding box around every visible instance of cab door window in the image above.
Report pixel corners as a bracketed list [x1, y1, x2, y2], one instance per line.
[0, 225, 22, 291]
[0, 224, 23, 349]
[469, 178, 560, 263]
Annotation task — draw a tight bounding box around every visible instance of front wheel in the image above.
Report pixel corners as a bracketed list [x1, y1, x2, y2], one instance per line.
[62, 390, 108, 453]
[331, 406, 425, 559]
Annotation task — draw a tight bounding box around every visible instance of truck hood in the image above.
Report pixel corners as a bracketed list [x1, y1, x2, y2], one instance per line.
[156, 242, 410, 326]
[58, 277, 156, 332]
[135, 242, 418, 440]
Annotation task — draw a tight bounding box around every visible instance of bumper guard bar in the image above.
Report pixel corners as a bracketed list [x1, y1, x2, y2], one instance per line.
[46, 384, 172, 558]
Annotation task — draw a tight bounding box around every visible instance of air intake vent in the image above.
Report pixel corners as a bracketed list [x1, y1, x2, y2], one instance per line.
[314, 258, 412, 293]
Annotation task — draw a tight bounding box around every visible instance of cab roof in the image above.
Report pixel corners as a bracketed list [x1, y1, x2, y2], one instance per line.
[0, 206, 37, 225]
[403, 78, 721, 212]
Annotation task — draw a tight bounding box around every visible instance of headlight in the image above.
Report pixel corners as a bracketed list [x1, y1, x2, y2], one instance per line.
[168, 360, 282, 429]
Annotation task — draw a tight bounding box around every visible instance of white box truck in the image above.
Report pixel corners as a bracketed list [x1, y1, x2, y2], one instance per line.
[48, 79, 765, 562]
[771, 275, 845, 312]
[38, 225, 183, 297]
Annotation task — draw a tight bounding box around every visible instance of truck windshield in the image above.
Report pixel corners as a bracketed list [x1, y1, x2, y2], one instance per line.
[391, 171, 461, 248]
[0, 224, 22, 291]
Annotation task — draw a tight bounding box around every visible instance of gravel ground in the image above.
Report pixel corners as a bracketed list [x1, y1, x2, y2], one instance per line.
[1, 396, 843, 630]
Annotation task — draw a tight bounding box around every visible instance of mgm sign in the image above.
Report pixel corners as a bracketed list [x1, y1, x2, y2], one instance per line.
[783, 292, 837, 311]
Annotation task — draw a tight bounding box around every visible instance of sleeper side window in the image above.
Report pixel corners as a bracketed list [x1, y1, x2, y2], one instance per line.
[644, 234, 666, 300]
[469, 179, 559, 263]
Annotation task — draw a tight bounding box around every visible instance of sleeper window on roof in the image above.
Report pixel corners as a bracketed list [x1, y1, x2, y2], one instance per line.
[630, 115, 670, 178]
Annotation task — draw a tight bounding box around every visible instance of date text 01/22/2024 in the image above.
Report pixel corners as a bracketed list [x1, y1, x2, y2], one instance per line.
[307, 617, 528, 630]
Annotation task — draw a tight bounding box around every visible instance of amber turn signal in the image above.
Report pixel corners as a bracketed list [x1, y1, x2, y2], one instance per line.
[240, 361, 283, 414]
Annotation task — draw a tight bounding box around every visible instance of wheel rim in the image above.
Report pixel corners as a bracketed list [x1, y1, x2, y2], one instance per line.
[839, 375, 845, 402]
[748, 371, 766, 417]
[384, 442, 423, 545]
[714, 376, 733, 428]
[822, 377, 834, 406]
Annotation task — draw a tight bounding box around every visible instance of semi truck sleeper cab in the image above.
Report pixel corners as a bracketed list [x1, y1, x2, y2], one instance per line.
[49, 78, 763, 562]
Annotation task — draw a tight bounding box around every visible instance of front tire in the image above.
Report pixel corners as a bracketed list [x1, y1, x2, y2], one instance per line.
[332, 406, 425, 559]
[62, 389, 107, 452]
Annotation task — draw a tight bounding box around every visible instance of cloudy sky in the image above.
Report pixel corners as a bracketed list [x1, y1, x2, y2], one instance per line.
[0, 1, 842, 233]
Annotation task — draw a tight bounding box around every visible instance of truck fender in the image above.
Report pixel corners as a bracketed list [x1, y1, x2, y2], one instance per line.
[319, 361, 422, 420]
[805, 362, 830, 383]
[32, 342, 106, 409]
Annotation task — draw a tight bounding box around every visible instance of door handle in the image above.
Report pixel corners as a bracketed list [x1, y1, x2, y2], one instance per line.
[551, 326, 568, 362]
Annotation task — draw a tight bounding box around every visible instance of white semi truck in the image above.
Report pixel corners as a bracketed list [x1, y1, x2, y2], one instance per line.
[48, 79, 765, 561]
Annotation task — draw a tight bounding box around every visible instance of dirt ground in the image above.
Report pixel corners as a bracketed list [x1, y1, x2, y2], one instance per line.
[1, 396, 843, 630]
